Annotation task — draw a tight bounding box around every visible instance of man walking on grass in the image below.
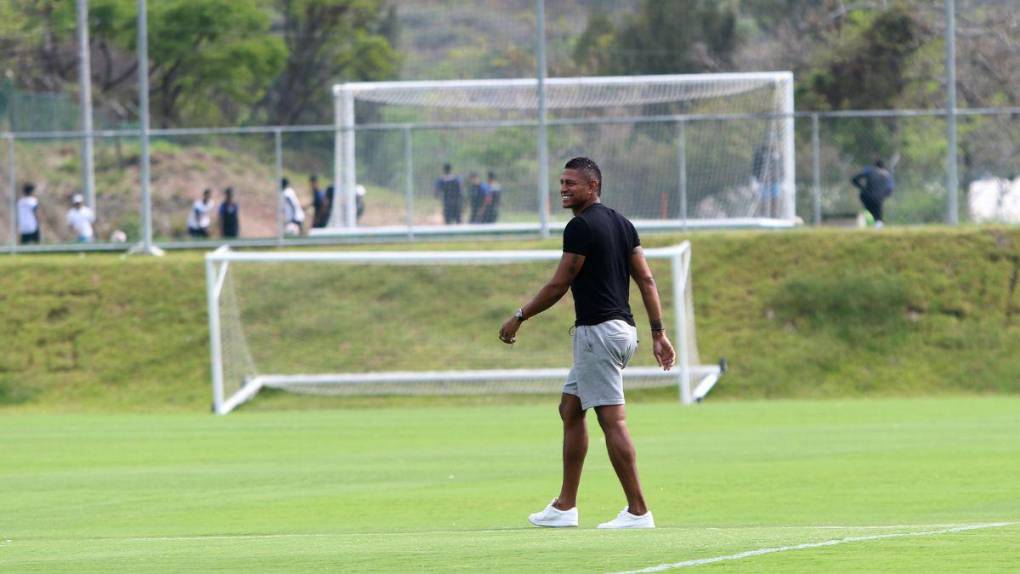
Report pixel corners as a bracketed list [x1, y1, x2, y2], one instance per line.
[499, 157, 676, 529]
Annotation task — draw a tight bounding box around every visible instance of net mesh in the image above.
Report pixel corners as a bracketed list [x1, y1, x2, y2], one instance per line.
[210, 246, 715, 410]
[334, 74, 794, 229]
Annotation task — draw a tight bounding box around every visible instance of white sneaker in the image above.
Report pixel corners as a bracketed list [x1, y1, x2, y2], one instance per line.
[528, 499, 578, 528]
[597, 507, 655, 529]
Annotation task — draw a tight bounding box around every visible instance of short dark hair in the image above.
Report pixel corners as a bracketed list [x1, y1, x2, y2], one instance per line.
[564, 157, 602, 196]
[309, 174, 318, 182]
[443, 163, 452, 174]
[875, 159, 885, 169]
[281, 177, 289, 188]
[23, 183, 35, 195]
[487, 171, 496, 180]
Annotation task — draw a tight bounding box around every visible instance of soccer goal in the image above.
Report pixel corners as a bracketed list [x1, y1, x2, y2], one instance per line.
[322, 73, 795, 237]
[206, 242, 722, 414]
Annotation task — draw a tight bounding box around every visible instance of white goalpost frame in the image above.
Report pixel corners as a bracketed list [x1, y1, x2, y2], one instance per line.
[327, 72, 796, 236]
[206, 242, 722, 415]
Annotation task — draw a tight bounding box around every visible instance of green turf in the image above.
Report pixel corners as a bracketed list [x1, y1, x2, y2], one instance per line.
[2, 397, 1017, 572]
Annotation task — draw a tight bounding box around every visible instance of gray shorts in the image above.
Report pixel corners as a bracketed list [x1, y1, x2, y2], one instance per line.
[563, 320, 639, 410]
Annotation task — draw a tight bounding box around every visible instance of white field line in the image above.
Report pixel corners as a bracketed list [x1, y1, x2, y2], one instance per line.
[3, 522, 1013, 546]
[611, 521, 1017, 574]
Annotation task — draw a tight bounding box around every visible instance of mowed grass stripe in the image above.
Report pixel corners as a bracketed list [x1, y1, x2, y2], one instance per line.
[1, 398, 1018, 572]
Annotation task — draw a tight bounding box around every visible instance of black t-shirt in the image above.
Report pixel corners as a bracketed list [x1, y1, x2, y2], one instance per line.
[562, 203, 640, 326]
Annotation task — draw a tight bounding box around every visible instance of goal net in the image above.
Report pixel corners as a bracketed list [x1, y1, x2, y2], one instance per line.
[325, 73, 795, 236]
[206, 242, 722, 414]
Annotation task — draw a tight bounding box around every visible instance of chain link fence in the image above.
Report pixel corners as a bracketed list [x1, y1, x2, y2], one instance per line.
[1, 106, 1018, 252]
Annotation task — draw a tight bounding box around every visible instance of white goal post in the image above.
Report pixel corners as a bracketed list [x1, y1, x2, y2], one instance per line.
[324, 73, 796, 237]
[206, 242, 722, 415]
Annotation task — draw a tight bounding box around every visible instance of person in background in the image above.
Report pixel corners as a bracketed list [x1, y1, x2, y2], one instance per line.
[851, 159, 895, 229]
[281, 178, 305, 235]
[17, 183, 40, 244]
[435, 163, 463, 224]
[66, 194, 95, 243]
[468, 172, 485, 223]
[325, 184, 336, 225]
[482, 171, 502, 223]
[310, 174, 329, 228]
[187, 188, 214, 238]
[356, 184, 366, 222]
[219, 187, 239, 238]
[752, 144, 782, 219]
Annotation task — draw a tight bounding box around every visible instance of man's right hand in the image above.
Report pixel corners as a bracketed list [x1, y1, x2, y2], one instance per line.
[652, 332, 676, 371]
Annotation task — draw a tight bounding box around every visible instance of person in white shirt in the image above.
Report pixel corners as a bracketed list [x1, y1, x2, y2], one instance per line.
[17, 183, 40, 244]
[281, 178, 305, 235]
[187, 188, 214, 238]
[66, 194, 95, 243]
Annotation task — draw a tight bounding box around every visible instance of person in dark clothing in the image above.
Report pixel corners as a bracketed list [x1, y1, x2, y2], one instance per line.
[468, 172, 486, 223]
[435, 163, 463, 224]
[325, 185, 336, 225]
[851, 159, 895, 228]
[752, 144, 783, 218]
[499, 157, 676, 530]
[219, 187, 239, 238]
[482, 171, 502, 223]
[310, 174, 329, 228]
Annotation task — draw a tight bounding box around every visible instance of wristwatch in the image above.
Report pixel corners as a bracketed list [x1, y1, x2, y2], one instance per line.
[514, 308, 526, 321]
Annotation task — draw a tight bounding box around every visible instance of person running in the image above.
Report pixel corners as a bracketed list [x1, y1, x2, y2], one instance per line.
[851, 159, 895, 229]
[17, 183, 40, 244]
[499, 156, 676, 529]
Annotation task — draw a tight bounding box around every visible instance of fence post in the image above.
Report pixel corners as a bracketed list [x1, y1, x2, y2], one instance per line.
[944, 0, 959, 225]
[7, 135, 15, 253]
[404, 125, 415, 241]
[342, 90, 356, 229]
[135, 0, 161, 256]
[812, 113, 821, 226]
[676, 120, 687, 231]
[274, 128, 283, 245]
[535, 0, 550, 240]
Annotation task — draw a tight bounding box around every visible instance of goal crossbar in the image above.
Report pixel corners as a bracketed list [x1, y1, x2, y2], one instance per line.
[205, 244, 687, 264]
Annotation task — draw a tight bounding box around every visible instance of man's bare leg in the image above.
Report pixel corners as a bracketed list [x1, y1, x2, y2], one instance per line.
[595, 404, 648, 515]
[554, 393, 587, 510]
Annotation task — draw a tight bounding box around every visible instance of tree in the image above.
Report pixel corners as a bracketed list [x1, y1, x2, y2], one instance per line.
[6, 0, 286, 127]
[261, 0, 399, 125]
[802, 7, 927, 111]
[571, 0, 743, 75]
[146, 0, 285, 126]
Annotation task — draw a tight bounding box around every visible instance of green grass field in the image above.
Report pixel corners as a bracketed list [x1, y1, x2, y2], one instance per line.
[3, 397, 1018, 572]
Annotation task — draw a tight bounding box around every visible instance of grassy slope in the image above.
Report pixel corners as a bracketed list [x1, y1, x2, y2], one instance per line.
[1, 226, 1019, 412]
[0, 398, 1018, 572]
